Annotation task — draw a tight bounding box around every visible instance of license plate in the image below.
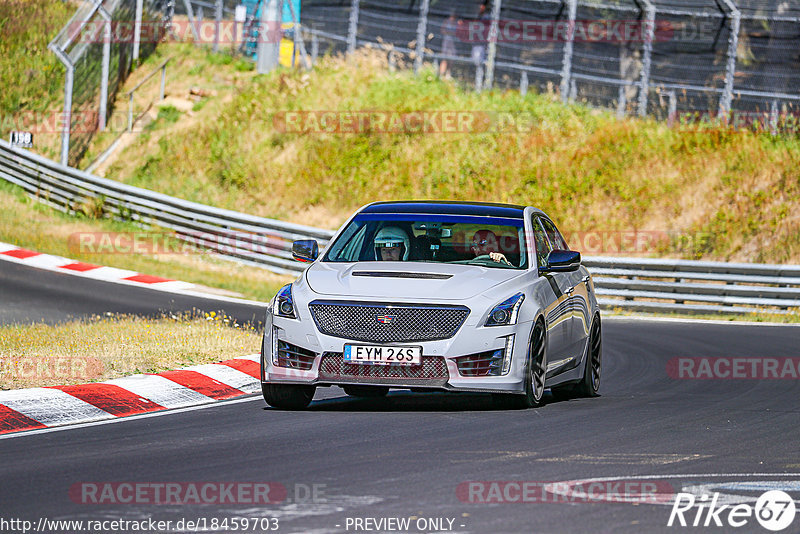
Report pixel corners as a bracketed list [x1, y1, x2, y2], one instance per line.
[343, 345, 422, 366]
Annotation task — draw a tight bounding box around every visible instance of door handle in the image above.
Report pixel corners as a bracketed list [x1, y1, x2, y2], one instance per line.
[582, 275, 590, 283]
[565, 286, 575, 295]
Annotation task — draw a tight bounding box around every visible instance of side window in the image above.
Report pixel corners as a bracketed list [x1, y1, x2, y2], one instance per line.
[540, 218, 568, 251]
[531, 217, 551, 269]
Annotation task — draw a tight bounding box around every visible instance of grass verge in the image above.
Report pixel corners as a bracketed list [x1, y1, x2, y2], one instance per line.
[0, 312, 261, 390]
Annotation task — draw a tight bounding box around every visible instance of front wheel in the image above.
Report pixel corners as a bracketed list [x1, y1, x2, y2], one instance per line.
[493, 321, 546, 409]
[262, 383, 316, 410]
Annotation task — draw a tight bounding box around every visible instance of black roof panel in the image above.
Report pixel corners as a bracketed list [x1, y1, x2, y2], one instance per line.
[361, 201, 526, 219]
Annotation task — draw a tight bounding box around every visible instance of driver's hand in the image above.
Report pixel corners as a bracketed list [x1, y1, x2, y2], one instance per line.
[490, 252, 512, 265]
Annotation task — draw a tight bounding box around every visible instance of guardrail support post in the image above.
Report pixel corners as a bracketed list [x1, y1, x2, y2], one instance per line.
[475, 64, 484, 92]
[520, 71, 528, 97]
[559, 0, 577, 104]
[160, 63, 167, 100]
[413, 0, 430, 74]
[638, 0, 655, 118]
[347, 0, 360, 55]
[484, 0, 502, 89]
[770, 99, 779, 135]
[617, 85, 627, 119]
[718, 0, 740, 118]
[128, 93, 134, 132]
[667, 90, 677, 126]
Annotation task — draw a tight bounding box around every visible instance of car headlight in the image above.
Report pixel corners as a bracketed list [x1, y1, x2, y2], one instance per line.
[273, 284, 297, 319]
[485, 293, 524, 327]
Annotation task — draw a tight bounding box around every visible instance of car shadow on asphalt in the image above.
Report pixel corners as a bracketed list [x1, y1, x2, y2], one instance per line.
[264, 390, 591, 412]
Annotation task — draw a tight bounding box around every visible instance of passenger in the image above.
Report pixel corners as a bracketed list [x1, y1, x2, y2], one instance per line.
[471, 229, 512, 265]
[374, 226, 410, 261]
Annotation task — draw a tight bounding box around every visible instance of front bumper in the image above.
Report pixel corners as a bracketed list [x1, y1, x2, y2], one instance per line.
[262, 312, 533, 394]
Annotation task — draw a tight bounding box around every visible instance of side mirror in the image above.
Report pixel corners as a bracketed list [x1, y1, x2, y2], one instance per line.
[542, 250, 581, 273]
[292, 240, 319, 263]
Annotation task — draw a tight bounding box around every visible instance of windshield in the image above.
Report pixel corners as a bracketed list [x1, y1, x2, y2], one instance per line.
[324, 213, 528, 269]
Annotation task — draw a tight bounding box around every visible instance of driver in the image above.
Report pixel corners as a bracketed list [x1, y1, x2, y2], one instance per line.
[374, 226, 410, 261]
[471, 230, 512, 266]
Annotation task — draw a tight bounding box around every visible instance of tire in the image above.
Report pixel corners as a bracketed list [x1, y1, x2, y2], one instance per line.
[262, 383, 316, 410]
[493, 321, 546, 409]
[343, 385, 390, 398]
[574, 317, 601, 398]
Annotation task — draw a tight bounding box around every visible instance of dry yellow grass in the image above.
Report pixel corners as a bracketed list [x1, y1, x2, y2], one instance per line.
[0, 312, 261, 390]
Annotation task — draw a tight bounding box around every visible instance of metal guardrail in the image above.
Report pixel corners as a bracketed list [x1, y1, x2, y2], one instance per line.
[583, 256, 800, 315]
[0, 140, 334, 275]
[1, 140, 799, 315]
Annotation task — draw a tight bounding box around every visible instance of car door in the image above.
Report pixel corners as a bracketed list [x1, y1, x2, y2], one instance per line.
[540, 217, 590, 358]
[531, 216, 572, 365]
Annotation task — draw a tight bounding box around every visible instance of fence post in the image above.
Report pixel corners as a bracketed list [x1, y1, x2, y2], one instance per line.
[413, 0, 430, 73]
[718, 0, 741, 117]
[475, 64, 484, 92]
[214, 0, 222, 52]
[133, 0, 143, 61]
[285, 0, 311, 69]
[520, 71, 528, 97]
[311, 32, 319, 64]
[559, 0, 577, 104]
[257, 0, 281, 73]
[569, 79, 577, 102]
[617, 85, 627, 119]
[182, 0, 201, 41]
[56, 54, 73, 166]
[99, 5, 111, 131]
[347, 0, 360, 55]
[484, 0, 502, 89]
[638, 0, 655, 117]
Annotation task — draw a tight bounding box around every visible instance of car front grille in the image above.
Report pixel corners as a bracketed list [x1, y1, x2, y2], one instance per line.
[318, 353, 449, 386]
[308, 301, 470, 343]
[275, 340, 316, 370]
[454, 349, 505, 377]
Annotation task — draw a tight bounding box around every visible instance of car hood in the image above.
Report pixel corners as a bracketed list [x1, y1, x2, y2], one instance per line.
[305, 261, 525, 301]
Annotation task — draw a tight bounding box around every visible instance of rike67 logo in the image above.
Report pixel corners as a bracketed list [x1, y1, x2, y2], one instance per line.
[668, 490, 796, 531]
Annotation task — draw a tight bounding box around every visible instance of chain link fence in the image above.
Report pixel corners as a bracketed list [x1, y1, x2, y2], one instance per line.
[298, 0, 800, 128]
[49, 0, 175, 167]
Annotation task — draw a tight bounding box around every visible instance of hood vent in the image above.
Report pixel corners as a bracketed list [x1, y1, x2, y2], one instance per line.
[352, 271, 453, 280]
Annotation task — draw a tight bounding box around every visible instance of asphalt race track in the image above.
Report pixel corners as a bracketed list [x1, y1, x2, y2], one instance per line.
[0, 260, 265, 326]
[2, 262, 800, 533]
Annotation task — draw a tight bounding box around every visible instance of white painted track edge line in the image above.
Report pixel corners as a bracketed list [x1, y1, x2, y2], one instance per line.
[0, 244, 268, 306]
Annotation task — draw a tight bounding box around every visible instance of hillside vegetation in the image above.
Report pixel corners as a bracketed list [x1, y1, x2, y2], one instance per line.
[0, 0, 75, 157]
[97, 45, 800, 264]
